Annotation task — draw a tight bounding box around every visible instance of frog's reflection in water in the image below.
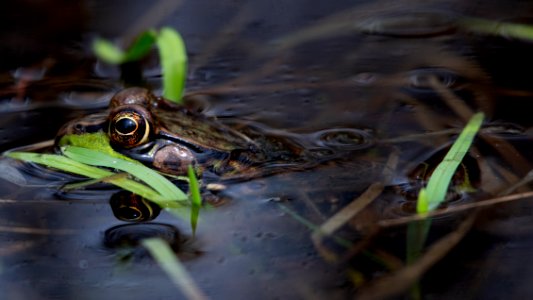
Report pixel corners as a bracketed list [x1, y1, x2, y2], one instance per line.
[109, 191, 161, 222]
[106, 191, 196, 260]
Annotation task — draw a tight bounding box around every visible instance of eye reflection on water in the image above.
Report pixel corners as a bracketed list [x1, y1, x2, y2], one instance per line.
[3, 0, 533, 299]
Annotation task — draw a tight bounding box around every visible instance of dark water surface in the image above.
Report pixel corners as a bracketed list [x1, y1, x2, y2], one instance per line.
[3, 0, 533, 299]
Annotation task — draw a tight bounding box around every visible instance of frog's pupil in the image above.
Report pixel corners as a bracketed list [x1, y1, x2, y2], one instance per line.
[115, 118, 137, 135]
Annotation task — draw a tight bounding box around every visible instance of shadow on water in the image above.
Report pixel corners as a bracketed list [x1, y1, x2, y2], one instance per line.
[3, 0, 533, 299]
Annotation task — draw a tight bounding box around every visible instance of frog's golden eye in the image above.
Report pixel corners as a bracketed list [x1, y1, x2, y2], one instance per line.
[110, 191, 161, 222]
[108, 106, 152, 148]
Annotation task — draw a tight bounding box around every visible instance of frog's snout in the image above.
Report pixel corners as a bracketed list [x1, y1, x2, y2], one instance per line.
[54, 113, 109, 145]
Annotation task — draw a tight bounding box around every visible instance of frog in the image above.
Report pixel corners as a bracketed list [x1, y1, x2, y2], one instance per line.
[56, 87, 344, 183]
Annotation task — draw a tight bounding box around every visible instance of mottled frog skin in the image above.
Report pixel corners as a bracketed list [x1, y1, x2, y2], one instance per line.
[56, 88, 321, 181]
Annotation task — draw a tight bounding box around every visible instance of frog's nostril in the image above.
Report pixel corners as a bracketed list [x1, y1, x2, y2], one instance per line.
[73, 123, 86, 133]
[67, 123, 88, 135]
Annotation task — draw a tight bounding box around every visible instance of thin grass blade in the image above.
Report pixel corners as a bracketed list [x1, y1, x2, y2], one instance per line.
[460, 17, 533, 41]
[142, 237, 208, 300]
[5, 152, 163, 201]
[408, 112, 484, 271]
[58, 132, 135, 162]
[93, 30, 157, 64]
[156, 27, 187, 103]
[187, 165, 202, 235]
[417, 112, 484, 213]
[62, 146, 187, 202]
[60, 173, 129, 192]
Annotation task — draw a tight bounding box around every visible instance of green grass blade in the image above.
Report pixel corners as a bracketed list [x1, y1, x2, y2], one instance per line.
[187, 165, 202, 235]
[5, 152, 163, 201]
[92, 27, 187, 103]
[406, 219, 431, 264]
[61, 146, 187, 202]
[92, 39, 125, 64]
[408, 112, 483, 269]
[156, 27, 188, 103]
[61, 173, 129, 191]
[460, 17, 533, 41]
[278, 204, 353, 248]
[58, 132, 135, 162]
[416, 187, 430, 213]
[142, 238, 208, 300]
[417, 112, 484, 213]
[124, 30, 158, 61]
[93, 30, 157, 64]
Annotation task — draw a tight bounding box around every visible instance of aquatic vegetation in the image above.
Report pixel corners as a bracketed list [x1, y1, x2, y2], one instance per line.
[5, 150, 182, 203]
[62, 146, 187, 202]
[156, 28, 188, 104]
[276, 111, 485, 297]
[460, 17, 533, 41]
[93, 27, 187, 103]
[142, 237, 208, 300]
[92, 30, 157, 65]
[58, 132, 136, 162]
[5, 131, 203, 226]
[416, 112, 484, 213]
[187, 165, 201, 235]
[5, 2, 533, 299]
[406, 112, 484, 298]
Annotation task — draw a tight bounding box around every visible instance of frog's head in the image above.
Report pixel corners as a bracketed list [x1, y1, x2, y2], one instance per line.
[56, 87, 198, 175]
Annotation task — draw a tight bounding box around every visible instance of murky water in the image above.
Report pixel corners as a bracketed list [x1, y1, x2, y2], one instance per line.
[3, 0, 533, 299]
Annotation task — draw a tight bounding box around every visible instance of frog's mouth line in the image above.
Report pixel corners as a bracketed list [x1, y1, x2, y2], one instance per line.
[117, 136, 227, 163]
[113, 140, 161, 164]
[156, 131, 206, 153]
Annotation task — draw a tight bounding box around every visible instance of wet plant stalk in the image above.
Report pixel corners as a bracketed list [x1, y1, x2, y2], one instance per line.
[142, 237, 208, 300]
[406, 112, 484, 299]
[406, 219, 431, 300]
[92, 27, 187, 103]
[187, 165, 201, 236]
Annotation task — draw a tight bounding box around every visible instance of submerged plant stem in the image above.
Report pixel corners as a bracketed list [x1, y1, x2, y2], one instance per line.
[358, 214, 476, 300]
[142, 238, 208, 300]
[381, 190, 533, 227]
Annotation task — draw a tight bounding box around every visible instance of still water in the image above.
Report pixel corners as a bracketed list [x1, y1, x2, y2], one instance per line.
[2, 0, 533, 299]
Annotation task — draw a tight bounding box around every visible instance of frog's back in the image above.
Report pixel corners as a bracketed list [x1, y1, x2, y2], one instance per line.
[155, 108, 255, 152]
